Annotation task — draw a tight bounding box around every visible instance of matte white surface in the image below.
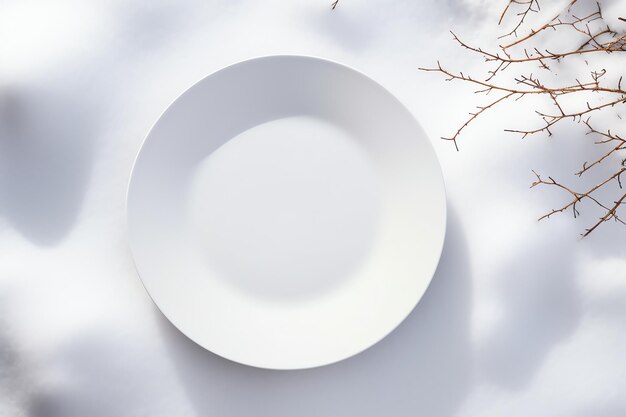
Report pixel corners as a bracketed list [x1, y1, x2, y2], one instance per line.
[127, 56, 446, 369]
[1, 0, 625, 416]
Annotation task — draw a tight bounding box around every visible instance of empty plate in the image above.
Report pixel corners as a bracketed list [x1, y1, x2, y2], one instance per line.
[127, 55, 446, 369]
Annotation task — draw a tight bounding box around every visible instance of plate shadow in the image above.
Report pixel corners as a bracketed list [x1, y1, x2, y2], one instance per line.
[158, 205, 473, 417]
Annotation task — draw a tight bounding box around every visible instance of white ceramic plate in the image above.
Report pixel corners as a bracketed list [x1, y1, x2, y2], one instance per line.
[127, 56, 446, 369]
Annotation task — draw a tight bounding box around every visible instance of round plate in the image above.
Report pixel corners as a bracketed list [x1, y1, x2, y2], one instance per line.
[127, 56, 446, 369]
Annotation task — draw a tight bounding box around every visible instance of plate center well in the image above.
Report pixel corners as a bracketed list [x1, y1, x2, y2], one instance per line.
[187, 115, 382, 301]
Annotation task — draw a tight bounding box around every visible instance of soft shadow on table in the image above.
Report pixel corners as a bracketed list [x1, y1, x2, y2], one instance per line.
[475, 229, 582, 390]
[470, 122, 597, 391]
[0, 84, 95, 246]
[574, 403, 626, 417]
[159, 206, 473, 417]
[0, 292, 30, 416]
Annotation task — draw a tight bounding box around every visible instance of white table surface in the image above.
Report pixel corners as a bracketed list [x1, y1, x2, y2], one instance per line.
[1, 0, 625, 416]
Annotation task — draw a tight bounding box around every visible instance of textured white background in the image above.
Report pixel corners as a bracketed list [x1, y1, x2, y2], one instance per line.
[1, 0, 625, 416]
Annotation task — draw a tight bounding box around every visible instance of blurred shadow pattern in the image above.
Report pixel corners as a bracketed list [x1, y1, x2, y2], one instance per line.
[0, 293, 30, 417]
[0, 84, 95, 245]
[477, 230, 581, 389]
[26, 328, 191, 417]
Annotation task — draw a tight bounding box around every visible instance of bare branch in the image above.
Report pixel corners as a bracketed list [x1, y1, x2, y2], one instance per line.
[421, 0, 626, 235]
